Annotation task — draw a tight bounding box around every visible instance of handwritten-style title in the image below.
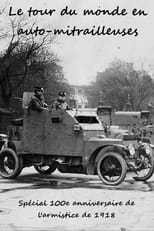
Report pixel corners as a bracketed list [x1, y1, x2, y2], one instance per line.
[9, 5, 148, 37]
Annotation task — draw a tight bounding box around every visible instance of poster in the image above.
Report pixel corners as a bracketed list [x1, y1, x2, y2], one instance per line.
[0, 0, 154, 230]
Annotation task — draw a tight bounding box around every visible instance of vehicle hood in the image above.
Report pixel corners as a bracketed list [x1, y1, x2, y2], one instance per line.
[87, 137, 123, 143]
[80, 123, 105, 140]
[85, 137, 124, 151]
[80, 123, 103, 131]
[110, 126, 129, 134]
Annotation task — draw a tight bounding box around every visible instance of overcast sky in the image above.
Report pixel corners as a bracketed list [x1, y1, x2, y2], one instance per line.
[1, 0, 154, 85]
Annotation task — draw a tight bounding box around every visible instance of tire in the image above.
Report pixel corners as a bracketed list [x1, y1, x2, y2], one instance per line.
[97, 152, 127, 186]
[0, 148, 23, 179]
[34, 163, 57, 174]
[133, 153, 154, 181]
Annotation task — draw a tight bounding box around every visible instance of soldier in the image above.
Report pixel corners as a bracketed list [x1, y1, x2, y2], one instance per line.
[52, 91, 71, 110]
[29, 87, 48, 112]
[132, 123, 142, 137]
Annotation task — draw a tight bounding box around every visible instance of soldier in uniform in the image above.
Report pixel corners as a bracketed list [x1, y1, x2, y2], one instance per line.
[52, 91, 71, 110]
[29, 87, 48, 112]
[132, 123, 142, 137]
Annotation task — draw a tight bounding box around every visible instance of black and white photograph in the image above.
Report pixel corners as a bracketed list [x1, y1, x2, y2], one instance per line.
[0, 0, 154, 230]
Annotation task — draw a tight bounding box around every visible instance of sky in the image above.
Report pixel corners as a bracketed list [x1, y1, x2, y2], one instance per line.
[0, 0, 154, 85]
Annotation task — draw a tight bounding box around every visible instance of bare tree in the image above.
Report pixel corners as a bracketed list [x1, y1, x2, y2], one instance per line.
[0, 14, 62, 107]
[87, 59, 154, 110]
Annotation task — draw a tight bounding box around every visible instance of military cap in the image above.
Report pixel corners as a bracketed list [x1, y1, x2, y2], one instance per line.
[34, 87, 44, 92]
[58, 91, 66, 97]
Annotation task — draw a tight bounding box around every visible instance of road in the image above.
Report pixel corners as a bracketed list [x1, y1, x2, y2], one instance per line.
[0, 167, 154, 231]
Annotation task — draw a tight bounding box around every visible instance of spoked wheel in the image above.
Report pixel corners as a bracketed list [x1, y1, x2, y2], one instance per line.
[133, 153, 154, 181]
[97, 152, 127, 186]
[34, 162, 57, 174]
[0, 148, 23, 179]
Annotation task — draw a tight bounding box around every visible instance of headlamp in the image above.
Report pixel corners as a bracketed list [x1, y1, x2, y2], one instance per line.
[144, 143, 151, 155]
[128, 144, 135, 156]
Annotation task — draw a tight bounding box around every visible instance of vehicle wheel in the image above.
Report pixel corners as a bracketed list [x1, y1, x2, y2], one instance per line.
[97, 152, 127, 186]
[0, 148, 23, 179]
[34, 163, 57, 174]
[133, 153, 154, 181]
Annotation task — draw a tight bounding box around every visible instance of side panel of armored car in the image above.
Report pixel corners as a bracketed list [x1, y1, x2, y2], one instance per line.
[23, 109, 84, 156]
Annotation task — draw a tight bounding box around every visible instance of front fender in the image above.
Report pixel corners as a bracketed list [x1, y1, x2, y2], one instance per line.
[86, 145, 126, 175]
[85, 137, 123, 157]
[95, 145, 126, 166]
[1, 141, 17, 153]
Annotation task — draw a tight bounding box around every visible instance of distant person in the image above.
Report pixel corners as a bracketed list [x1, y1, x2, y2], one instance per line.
[132, 124, 142, 137]
[52, 91, 71, 110]
[29, 87, 48, 112]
